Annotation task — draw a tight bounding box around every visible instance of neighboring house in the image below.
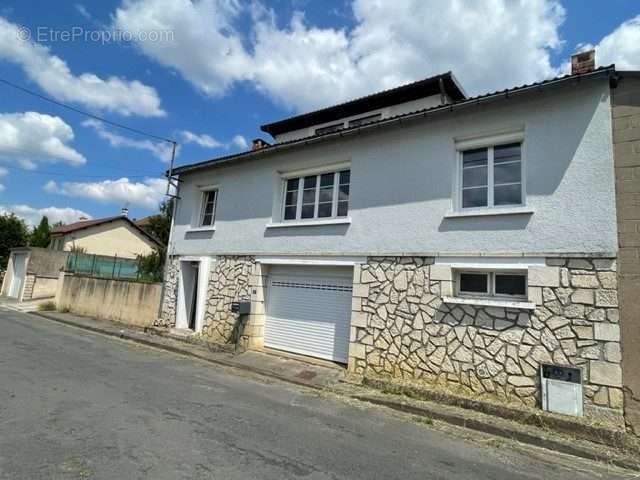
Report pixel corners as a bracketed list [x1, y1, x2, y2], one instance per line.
[158, 52, 639, 430]
[50, 213, 161, 259]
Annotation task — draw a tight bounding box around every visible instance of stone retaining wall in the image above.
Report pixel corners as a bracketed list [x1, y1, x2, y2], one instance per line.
[349, 256, 622, 421]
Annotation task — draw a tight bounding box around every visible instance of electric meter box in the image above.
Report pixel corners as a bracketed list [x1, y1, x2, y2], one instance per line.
[540, 364, 584, 417]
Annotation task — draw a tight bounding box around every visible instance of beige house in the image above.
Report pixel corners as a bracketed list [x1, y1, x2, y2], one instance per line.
[50, 214, 161, 259]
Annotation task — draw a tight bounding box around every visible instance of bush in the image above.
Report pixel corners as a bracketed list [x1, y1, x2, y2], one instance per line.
[37, 301, 56, 311]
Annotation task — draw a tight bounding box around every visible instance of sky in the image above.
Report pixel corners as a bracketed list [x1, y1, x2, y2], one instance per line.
[0, 0, 638, 226]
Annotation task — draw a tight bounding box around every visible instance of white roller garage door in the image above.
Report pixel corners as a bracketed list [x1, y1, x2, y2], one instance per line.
[265, 266, 353, 363]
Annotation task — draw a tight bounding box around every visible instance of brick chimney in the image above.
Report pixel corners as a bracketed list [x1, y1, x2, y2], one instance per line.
[571, 49, 595, 75]
[252, 138, 270, 150]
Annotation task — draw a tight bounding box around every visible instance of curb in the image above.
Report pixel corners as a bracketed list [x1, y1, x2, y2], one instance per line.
[352, 394, 640, 472]
[32, 312, 324, 392]
[30, 311, 640, 472]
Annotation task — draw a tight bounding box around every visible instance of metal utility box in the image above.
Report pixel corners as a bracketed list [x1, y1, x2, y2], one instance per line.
[231, 301, 251, 315]
[540, 364, 583, 417]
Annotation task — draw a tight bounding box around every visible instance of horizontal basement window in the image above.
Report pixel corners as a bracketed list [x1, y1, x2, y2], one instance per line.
[456, 270, 527, 300]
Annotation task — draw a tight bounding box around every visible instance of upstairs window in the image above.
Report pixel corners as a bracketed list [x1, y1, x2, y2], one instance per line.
[283, 169, 350, 221]
[315, 123, 344, 135]
[457, 270, 527, 299]
[348, 114, 382, 128]
[460, 142, 523, 209]
[199, 189, 217, 227]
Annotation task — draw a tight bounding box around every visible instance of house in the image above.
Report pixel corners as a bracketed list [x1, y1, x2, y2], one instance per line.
[1, 212, 162, 303]
[49, 212, 161, 259]
[157, 52, 640, 431]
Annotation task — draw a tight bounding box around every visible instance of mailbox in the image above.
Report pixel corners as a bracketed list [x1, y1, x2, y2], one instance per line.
[541, 364, 583, 417]
[231, 301, 251, 315]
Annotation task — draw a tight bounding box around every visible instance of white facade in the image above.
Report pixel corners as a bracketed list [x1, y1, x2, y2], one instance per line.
[169, 79, 617, 258]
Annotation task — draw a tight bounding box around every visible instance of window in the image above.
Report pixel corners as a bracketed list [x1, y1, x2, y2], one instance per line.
[199, 189, 217, 227]
[283, 169, 350, 221]
[315, 123, 344, 135]
[457, 271, 527, 299]
[348, 114, 382, 128]
[460, 142, 523, 209]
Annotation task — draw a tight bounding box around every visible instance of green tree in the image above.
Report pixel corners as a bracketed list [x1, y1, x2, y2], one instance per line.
[140, 198, 173, 246]
[29, 216, 51, 248]
[136, 199, 174, 282]
[0, 214, 28, 269]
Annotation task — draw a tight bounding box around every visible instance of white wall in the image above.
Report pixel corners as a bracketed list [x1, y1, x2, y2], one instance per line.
[274, 94, 445, 143]
[171, 80, 617, 257]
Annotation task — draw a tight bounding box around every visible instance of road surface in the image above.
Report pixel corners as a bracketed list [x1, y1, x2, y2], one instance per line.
[0, 308, 630, 479]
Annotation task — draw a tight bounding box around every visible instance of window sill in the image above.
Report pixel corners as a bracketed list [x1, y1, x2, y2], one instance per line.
[444, 207, 534, 218]
[442, 296, 536, 310]
[266, 217, 352, 229]
[186, 226, 216, 233]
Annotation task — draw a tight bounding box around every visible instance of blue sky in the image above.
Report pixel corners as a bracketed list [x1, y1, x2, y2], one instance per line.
[0, 0, 638, 225]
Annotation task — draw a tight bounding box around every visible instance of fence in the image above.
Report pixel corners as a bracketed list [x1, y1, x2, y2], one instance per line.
[65, 252, 152, 281]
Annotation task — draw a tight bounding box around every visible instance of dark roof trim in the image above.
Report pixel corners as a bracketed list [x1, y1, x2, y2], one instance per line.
[171, 66, 616, 176]
[51, 215, 162, 248]
[260, 72, 467, 137]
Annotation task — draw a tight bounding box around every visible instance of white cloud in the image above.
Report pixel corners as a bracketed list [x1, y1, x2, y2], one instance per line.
[114, 0, 252, 97]
[75, 4, 92, 20]
[0, 112, 85, 168]
[583, 15, 640, 70]
[231, 134, 248, 150]
[44, 177, 167, 209]
[0, 16, 165, 117]
[113, 0, 567, 111]
[180, 130, 248, 151]
[179, 130, 222, 148]
[83, 119, 175, 162]
[0, 204, 92, 226]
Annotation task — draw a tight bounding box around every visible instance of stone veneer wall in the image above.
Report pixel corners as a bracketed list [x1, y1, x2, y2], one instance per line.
[156, 256, 179, 328]
[349, 256, 622, 420]
[201, 255, 255, 343]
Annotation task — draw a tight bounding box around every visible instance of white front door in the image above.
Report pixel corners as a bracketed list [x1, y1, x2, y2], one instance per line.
[8, 254, 27, 298]
[175, 258, 210, 332]
[265, 266, 353, 363]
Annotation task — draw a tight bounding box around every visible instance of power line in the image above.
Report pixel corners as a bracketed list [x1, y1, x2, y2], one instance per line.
[0, 164, 156, 179]
[0, 75, 176, 144]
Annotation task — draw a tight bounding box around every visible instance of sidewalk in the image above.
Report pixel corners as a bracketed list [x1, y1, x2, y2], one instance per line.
[28, 309, 640, 472]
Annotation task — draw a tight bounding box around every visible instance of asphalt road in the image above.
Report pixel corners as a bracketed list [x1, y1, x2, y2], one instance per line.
[0, 308, 630, 480]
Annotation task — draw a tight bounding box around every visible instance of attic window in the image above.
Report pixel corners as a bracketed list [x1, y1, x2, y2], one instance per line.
[315, 123, 344, 135]
[348, 113, 382, 128]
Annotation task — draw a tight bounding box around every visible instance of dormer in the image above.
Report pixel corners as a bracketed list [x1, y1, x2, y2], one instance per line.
[261, 72, 466, 143]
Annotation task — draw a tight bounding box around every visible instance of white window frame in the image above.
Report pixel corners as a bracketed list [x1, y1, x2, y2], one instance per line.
[196, 185, 218, 229]
[456, 270, 528, 300]
[454, 130, 526, 212]
[280, 165, 350, 222]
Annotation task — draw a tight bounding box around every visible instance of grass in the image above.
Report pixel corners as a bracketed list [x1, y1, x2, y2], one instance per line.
[414, 415, 434, 426]
[37, 301, 56, 311]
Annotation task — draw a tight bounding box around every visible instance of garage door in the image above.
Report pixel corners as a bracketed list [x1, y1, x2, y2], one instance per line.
[265, 266, 353, 363]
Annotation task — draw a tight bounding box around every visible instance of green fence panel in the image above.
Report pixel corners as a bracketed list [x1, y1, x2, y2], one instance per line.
[65, 252, 142, 281]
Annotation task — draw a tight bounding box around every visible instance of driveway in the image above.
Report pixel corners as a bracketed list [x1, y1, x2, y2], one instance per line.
[0, 308, 630, 479]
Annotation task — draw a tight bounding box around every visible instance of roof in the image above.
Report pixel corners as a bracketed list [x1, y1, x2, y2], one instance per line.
[170, 65, 617, 177]
[260, 72, 466, 137]
[134, 215, 155, 227]
[51, 215, 162, 247]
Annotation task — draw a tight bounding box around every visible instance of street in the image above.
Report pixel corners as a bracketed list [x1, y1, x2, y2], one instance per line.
[0, 308, 630, 480]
